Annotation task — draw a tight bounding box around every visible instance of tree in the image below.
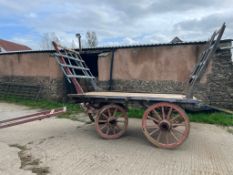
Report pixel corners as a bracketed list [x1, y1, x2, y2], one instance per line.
[86, 31, 98, 48]
[40, 32, 60, 49]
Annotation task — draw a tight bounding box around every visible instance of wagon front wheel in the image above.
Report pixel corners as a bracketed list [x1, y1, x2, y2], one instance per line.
[142, 102, 190, 149]
[95, 104, 128, 139]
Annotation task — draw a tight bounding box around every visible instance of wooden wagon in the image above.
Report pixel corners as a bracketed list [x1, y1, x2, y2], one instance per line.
[51, 23, 225, 149]
[1, 23, 225, 150]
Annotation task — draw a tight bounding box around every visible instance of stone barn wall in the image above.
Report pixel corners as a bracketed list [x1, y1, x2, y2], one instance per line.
[0, 40, 232, 110]
[0, 52, 65, 100]
[98, 41, 233, 109]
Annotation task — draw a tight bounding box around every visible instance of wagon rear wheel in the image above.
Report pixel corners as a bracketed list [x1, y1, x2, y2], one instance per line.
[142, 102, 190, 149]
[95, 104, 128, 139]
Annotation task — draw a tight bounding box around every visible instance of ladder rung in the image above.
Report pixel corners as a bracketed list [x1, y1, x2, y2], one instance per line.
[191, 75, 196, 78]
[54, 53, 84, 63]
[59, 64, 90, 71]
[66, 75, 95, 79]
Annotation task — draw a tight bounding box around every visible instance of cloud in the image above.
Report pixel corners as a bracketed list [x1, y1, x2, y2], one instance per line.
[149, 0, 221, 13]
[0, 0, 232, 49]
[174, 11, 233, 40]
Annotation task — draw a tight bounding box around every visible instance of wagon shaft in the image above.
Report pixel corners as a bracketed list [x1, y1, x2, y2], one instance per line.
[0, 107, 66, 129]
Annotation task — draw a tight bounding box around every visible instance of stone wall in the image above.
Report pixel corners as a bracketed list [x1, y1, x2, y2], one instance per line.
[206, 49, 233, 109]
[0, 76, 66, 100]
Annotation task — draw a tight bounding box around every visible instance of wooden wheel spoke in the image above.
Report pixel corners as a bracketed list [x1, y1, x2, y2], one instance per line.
[165, 132, 169, 144]
[172, 123, 186, 127]
[109, 125, 115, 135]
[149, 128, 159, 136]
[108, 109, 112, 117]
[170, 130, 179, 142]
[147, 116, 160, 124]
[102, 113, 109, 119]
[146, 125, 159, 129]
[156, 131, 162, 142]
[98, 119, 107, 123]
[167, 107, 173, 120]
[106, 126, 110, 135]
[100, 123, 107, 130]
[161, 107, 166, 120]
[172, 128, 184, 135]
[114, 125, 121, 133]
[152, 110, 162, 121]
[113, 126, 116, 134]
[115, 124, 121, 130]
[170, 114, 181, 122]
[112, 108, 118, 117]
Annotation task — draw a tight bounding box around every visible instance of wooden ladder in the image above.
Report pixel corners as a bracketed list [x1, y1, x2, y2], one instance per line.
[186, 23, 226, 98]
[52, 42, 98, 94]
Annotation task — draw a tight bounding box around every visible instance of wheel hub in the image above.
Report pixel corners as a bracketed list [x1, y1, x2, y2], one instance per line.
[108, 117, 117, 125]
[159, 120, 171, 131]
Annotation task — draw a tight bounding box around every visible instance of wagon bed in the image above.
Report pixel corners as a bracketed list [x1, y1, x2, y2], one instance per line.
[69, 92, 199, 104]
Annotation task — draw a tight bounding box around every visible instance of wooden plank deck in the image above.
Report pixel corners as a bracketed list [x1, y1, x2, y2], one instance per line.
[72, 92, 192, 100]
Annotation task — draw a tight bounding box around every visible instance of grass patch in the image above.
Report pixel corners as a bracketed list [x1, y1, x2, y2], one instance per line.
[127, 107, 233, 126]
[188, 112, 233, 126]
[128, 108, 144, 119]
[0, 96, 83, 118]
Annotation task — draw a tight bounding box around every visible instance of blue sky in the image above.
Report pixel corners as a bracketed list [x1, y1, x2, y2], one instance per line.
[0, 0, 233, 49]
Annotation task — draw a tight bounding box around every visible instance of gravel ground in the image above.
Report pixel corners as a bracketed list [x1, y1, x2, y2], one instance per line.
[0, 102, 233, 175]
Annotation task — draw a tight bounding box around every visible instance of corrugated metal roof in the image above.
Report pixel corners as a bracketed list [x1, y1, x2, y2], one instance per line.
[0, 39, 231, 55]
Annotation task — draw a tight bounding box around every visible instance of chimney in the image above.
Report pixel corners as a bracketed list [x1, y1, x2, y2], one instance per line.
[75, 33, 82, 51]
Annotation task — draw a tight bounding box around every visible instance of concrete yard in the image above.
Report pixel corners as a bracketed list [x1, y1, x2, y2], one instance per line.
[0, 102, 233, 175]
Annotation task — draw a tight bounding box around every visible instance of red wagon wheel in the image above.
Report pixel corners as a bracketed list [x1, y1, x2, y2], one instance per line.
[95, 104, 128, 139]
[142, 102, 190, 149]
